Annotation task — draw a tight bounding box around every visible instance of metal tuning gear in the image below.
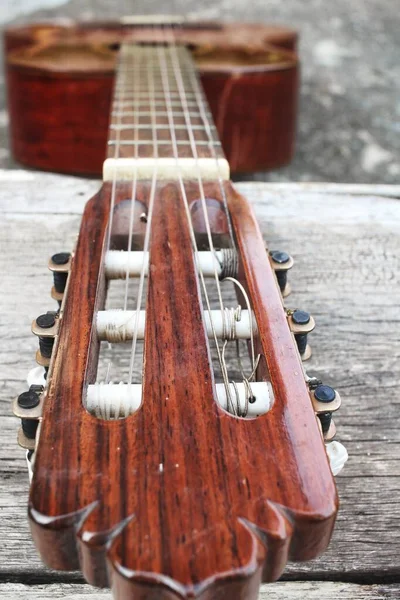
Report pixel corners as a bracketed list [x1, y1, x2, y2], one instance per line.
[307, 379, 348, 476]
[13, 384, 44, 450]
[48, 252, 71, 307]
[269, 249, 294, 297]
[32, 311, 59, 375]
[287, 308, 316, 361]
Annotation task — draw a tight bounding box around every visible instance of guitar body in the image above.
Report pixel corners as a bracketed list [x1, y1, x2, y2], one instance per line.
[5, 21, 299, 175]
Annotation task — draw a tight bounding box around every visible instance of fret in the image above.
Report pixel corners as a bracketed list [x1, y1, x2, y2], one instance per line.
[108, 140, 222, 147]
[111, 124, 218, 132]
[106, 43, 227, 168]
[111, 111, 213, 120]
[112, 101, 200, 109]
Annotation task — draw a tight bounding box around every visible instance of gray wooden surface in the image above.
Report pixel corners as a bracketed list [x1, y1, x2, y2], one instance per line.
[1, 174, 399, 598]
[1, 0, 400, 184]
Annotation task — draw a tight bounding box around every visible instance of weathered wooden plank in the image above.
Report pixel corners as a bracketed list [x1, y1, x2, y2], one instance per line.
[1, 582, 399, 599]
[1, 176, 399, 583]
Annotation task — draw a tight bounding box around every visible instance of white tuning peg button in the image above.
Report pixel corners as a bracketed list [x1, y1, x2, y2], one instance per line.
[27, 366, 46, 388]
[325, 441, 348, 476]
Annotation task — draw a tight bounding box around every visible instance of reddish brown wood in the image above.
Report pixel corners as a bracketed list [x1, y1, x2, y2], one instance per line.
[29, 180, 337, 599]
[5, 21, 299, 175]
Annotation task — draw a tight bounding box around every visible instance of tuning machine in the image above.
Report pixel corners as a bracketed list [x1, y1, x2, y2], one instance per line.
[287, 309, 315, 361]
[269, 250, 294, 297]
[32, 311, 59, 374]
[310, 384, 341, 440]
[48, 252, 71, 306]
[13, 384, 44, 450]
[307, 379, 348, 475]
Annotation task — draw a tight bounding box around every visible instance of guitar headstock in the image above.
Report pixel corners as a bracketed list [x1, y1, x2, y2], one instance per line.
[15, 180, 347, 597]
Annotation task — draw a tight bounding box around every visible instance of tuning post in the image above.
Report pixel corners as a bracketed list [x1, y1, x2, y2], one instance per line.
[269, 250, 294, 297]
[32, 312, 58, 374]
[48, 252, 71, 306]
[287, 309, 315, 360]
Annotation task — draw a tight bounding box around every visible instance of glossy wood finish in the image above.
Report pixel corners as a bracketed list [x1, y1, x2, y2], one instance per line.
[29, 180, 337, 599]
[5, 21, 299, 175]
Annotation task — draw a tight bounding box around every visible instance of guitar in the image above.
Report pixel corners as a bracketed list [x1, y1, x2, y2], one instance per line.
[9, 17, 347, 600]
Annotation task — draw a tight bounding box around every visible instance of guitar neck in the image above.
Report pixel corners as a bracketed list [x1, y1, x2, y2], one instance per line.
[104, 42, 230, 181]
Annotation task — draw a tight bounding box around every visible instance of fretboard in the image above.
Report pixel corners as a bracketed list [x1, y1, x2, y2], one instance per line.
[103, 43, 229, 181]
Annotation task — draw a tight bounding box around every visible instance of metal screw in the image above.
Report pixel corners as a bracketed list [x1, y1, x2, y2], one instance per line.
[314, 384, 336, 403]
[18, 390, 40, 409]
[52, 252, 70, 265]
[292, 310, 310, 325]
[36, 313, 56, 329]
[269, 250, 290, 264]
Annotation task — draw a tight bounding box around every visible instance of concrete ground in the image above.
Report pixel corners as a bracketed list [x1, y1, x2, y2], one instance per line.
[1, 0, 399, 183]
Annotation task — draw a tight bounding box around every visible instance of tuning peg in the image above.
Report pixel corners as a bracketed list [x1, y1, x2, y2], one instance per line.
[13, 384, 44, 449]
[310, 383, 341, 442]
[32, 312, 58, 374]
[269, 250, 294, 297]
[309, 379, 348, 474]
[311, 384, 341, 412]
[48, 252, 71, 306]
[287, 309, 315, 360]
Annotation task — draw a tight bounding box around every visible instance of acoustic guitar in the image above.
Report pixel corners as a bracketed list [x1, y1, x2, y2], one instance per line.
[9, 16, 348, 600]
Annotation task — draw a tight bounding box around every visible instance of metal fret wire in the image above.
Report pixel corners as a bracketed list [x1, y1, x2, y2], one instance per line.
[109, 50, 219, 153]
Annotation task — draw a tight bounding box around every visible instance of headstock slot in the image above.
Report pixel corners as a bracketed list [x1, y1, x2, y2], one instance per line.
[86, 183, 268, 422]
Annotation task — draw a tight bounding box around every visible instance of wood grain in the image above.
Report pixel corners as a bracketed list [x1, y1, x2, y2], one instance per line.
[1, 176, 399, 597]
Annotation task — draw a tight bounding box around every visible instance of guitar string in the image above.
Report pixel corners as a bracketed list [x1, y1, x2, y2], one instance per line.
[180, 50, 236, 248]
[157, 31, 243, 412]
[123, 42, 141, 313]
[103, 45, 126, 385]
[167, 40, 226, 317]
[165, 29, 260, 414]
[101, 28, 256, 413]
[127, 44, 159, 390]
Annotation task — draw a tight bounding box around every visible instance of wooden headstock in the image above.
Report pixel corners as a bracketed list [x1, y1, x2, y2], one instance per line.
[24, 179, 339, 598]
